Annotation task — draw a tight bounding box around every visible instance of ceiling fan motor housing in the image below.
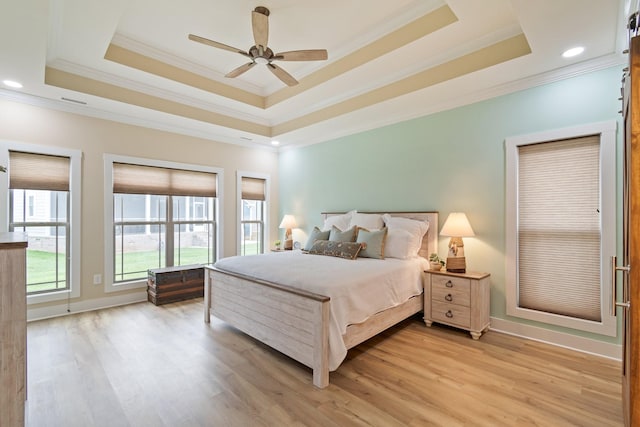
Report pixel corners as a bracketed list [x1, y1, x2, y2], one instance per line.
[250, 46, 274, 63]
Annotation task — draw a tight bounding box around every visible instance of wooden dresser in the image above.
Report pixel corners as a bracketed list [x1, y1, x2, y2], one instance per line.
[0, 232, 28, 426]
[424, 269, 490, 340]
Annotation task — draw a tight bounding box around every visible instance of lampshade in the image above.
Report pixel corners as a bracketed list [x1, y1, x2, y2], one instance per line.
[440, 212, 475, 237]
[440, 212, 474, 273]
[279, 214, 297, 229]
[279, 214, 297, 250]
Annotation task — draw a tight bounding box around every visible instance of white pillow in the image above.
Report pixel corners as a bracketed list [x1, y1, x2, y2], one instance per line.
[382, 214, 429, 257]
[349, 212, 384, 230]
[322, 210, 356, 231]
[384, 228, 415, 259]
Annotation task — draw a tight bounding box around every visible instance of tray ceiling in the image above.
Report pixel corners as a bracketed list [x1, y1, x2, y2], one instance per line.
[0, 0, 627, 148]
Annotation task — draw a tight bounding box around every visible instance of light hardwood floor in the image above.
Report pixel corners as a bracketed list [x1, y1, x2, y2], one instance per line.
[25, 299, 623, 426]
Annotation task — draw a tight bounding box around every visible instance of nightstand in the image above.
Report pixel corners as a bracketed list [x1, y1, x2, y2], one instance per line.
[424, 269, 490, 340]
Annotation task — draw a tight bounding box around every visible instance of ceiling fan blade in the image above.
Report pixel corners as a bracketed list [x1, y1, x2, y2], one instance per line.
[188, 34, 249, 57]
[274, 50, 328, 61]
[267, 63, 298, 86]
[252, 8, 269, 50]
[225, 62, 256, 78]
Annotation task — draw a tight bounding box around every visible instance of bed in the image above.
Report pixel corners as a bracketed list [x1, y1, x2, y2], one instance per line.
[204, 211, 438, 388]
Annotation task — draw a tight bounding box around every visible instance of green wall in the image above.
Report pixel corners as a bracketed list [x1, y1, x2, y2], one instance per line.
[279, 66, 622, 343]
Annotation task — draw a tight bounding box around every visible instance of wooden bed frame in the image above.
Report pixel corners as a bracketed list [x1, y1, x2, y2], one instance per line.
[204, 211, 438, 388]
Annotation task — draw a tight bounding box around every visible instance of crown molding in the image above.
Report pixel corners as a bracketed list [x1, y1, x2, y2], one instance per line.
[111, 32, 265, 96]
[0, 88, 278, 151]
[3, 52, 623, 152]
[47, 58, 271, 126]
[280, 53, 625, 149]
[273, 24, 526, 126]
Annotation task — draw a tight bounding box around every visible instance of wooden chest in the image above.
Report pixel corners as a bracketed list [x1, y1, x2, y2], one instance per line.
[147, 264, 205, 305]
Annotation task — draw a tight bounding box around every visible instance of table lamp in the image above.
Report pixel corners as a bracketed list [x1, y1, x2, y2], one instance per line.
[440, 212, 475, 273]
[279, 214, 297, 250]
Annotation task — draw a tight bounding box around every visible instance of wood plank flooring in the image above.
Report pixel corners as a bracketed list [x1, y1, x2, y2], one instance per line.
[25, 299, 623, 426]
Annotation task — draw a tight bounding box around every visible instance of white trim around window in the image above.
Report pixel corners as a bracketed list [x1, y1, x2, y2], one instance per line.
[103, 154, 223, 293]
[236, 171, 270, 256]
[505, 120, 617, 336]
[0, 141, 82, 304]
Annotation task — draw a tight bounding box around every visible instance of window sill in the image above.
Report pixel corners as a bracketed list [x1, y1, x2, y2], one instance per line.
[104, 279, 147, 293]
[27, 287, 79, 305]
[506, 305, 617, 337]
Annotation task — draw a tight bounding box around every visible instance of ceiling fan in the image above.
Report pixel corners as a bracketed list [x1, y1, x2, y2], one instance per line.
[188, 6, 328, 87]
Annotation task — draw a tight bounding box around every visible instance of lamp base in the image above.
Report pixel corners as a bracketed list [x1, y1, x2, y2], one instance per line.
[284, 239, 293, 250]
[446, 256, 466, 273]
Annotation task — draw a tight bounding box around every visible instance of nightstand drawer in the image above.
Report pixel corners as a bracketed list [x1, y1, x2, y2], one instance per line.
[431, 301, 471, 328]
[432, 275, 470, 295]
[431, 283, 470, 307]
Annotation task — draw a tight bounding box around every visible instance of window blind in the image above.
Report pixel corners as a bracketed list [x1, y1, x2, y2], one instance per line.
[517, 135, 601, 322]
[113, 163, 216, 197]
[241, 177, 266, 201]
[9, 151, 70, 191]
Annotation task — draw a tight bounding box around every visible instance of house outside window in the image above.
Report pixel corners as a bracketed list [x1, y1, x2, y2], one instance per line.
[0, 144, 82, 304]
[237, 172, 269, 256]
[104, 155, 222, 292]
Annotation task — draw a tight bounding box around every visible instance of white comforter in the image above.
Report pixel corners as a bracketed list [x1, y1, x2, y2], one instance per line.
[213, 251, 427, 370]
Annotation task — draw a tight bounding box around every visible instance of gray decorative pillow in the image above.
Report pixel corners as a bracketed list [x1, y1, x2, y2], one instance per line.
[356, 227, 388, 259]
[329, 225, 357, 242]
[304, 226, 330, 251]
[307, 240, 362, 260]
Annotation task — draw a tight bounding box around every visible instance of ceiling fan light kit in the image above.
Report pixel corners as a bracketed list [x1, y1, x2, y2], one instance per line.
[188, 6, 328, 86]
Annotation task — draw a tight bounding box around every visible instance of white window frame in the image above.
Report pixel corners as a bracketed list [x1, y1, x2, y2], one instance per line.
[0, 141, 82, 304]
[104, 154, 223, 293]
[236, 171, 270, 256]
[505, 121, 617, 336]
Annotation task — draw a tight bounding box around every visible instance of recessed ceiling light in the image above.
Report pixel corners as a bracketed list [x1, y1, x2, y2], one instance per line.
[562, 47, 585, 58]
[2, 80, 23, 89]
[271, 140, 280, 146]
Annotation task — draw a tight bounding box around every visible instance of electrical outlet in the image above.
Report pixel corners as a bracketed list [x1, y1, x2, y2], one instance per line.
[93, 274, 102, 285]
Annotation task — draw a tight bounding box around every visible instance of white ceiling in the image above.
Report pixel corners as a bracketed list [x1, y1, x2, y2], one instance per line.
[0, 0, 629, 149]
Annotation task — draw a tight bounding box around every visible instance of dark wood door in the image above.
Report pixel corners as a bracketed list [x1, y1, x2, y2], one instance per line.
[623, 33, 640, 427]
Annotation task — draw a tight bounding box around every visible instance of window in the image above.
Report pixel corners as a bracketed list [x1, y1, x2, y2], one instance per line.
[0, 143, 81, 304]
[105, 156, 222, 292]
[237, 172, 269, 256]
[505, 121, 616, 336]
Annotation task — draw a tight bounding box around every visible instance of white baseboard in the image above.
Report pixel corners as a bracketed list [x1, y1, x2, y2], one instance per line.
[490, 317, 622, 361]
[27, 291, 148, 322]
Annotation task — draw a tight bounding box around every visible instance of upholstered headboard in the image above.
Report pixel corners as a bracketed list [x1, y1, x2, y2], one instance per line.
[320, 211, 438, 259]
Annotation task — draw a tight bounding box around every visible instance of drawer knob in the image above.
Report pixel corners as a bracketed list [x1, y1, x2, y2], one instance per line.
[445, 310, 453, 318]
[445, 294, 453, 302]
[445, 280, 453, 288]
